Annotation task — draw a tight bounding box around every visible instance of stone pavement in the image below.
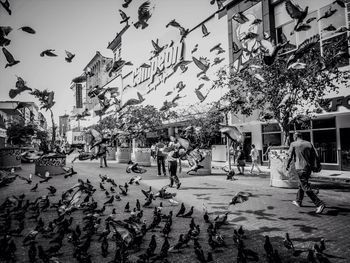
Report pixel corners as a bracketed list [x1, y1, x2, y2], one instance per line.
[140, 165, 350, 262]
[7, 160, 348, 262]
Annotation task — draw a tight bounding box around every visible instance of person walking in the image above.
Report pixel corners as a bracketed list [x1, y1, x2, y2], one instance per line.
[235, 145, 246, 175]
[286, 132, 325, 214]
[167, 144, 181, 189]
[98, 142, 108, 168]
[155, 139, 166, 176]
[250, 144, 262, 174]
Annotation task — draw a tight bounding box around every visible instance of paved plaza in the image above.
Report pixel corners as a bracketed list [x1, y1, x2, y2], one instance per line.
[1, 161, 349, 262]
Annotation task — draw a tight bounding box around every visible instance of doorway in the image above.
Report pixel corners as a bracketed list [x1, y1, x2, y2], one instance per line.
[340, 128, 350, 171]
[243, 132, 252, 162]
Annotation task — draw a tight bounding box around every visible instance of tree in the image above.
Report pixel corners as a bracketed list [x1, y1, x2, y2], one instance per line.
[30, 89, 56, 150]
[120, 105, 163, 147]
[215, 34, 350, 145]
[181, 107, 224, 149]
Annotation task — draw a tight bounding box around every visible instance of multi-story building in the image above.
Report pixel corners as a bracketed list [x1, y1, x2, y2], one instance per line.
[58, 114, 69, 138]
[223, 0, 350, 171]
[0, 101, 47, 147]
[118, 0, 350, 171]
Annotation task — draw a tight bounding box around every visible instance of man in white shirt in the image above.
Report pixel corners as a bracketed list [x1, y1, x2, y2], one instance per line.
[250, 144, 262, 174]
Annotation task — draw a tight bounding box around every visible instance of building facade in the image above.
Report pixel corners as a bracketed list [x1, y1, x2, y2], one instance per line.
[0, 101, 47, 147]
[225, 0, 350, 170]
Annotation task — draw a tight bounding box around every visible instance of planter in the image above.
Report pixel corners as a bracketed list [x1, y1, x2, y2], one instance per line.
[0, 147, 21, 170]
[35, 155, 66, 176]
[188, 149, 212, 175]
[107, 146, 116, 160]
[134, 148, 151, 167]
[269, 146, 298, 188]
[117, 148, 132, 163]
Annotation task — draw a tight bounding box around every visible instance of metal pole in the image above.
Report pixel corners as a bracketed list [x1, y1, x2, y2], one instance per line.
[225, 112, 231, 170]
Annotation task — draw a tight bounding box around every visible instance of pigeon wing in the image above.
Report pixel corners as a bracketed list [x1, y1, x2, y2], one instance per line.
[192, 56, 207, 71]
[202, 23, 209, 35]
[119, 9, 128, 20]
[2, 47, 15, 63]
[285, 0, 302, 19]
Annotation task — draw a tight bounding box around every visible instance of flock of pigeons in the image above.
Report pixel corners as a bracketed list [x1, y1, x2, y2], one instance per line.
[0, 156, 333, 263]
[3, 0, 348, 118]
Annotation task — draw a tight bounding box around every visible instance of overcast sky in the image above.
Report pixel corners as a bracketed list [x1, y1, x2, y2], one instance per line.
[0, 0, 218, 123]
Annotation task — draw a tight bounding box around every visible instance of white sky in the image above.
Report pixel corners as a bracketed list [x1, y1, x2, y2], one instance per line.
[0, 0, 219, 123]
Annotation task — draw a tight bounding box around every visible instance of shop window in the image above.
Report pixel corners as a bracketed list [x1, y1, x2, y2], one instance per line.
[313, 129, 337, 164]
[262, 123, 281, 133]
[312, 117, 336, 129]
[289, 131, 311, 143]
[262, 133, 282, 161]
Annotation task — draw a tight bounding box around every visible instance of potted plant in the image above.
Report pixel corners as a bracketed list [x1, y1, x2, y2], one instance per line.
[30, 89, 66, 175]
[181, 107, 224, 175]
[215, 33, 350, 187]
[120, 105, 162, 166]
[0, 120, 34, 170]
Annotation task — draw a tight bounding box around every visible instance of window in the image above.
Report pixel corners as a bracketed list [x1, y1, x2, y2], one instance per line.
[312, 117, 336, 129]
[312, 117, 337, 164]
[262, 123, 281, 133]
[274, 2, 349, 67]
[313, 130, 337, 163]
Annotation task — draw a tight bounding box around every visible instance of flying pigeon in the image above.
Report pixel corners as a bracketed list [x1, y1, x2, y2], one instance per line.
[134, 1, 152, 29]
[40, 49, 57, 57]
[173, 59, 192, 73]
[232, 41, 241, 54]
[220, 124, 244, 143]
[65, 50, 75, 62]
[0, 0, 11, 15]
[0, 26, 12, 46]
[210, 0, 225, 9]
[166, 19, 189, 42]
[191, 44, 198, 54]
[192, 56, 210, 77]
[232, 12, 249, 24]
[122, 0, 132, 8]
[151, 39, 164, 57]
[285, 0, 309, 27]
[333, 0, 345, 8]
[195, 89, 208, 103]
[175, 81, 186, 92]
[18, 26, 36, 34]
[323, 24, 336, 31]
[119, 9, 130, 24]
[202, 23, 210, 37]
[2, 47, 20, 68]
[318, 7, 337, 21]
[9, 76, 32, 98]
